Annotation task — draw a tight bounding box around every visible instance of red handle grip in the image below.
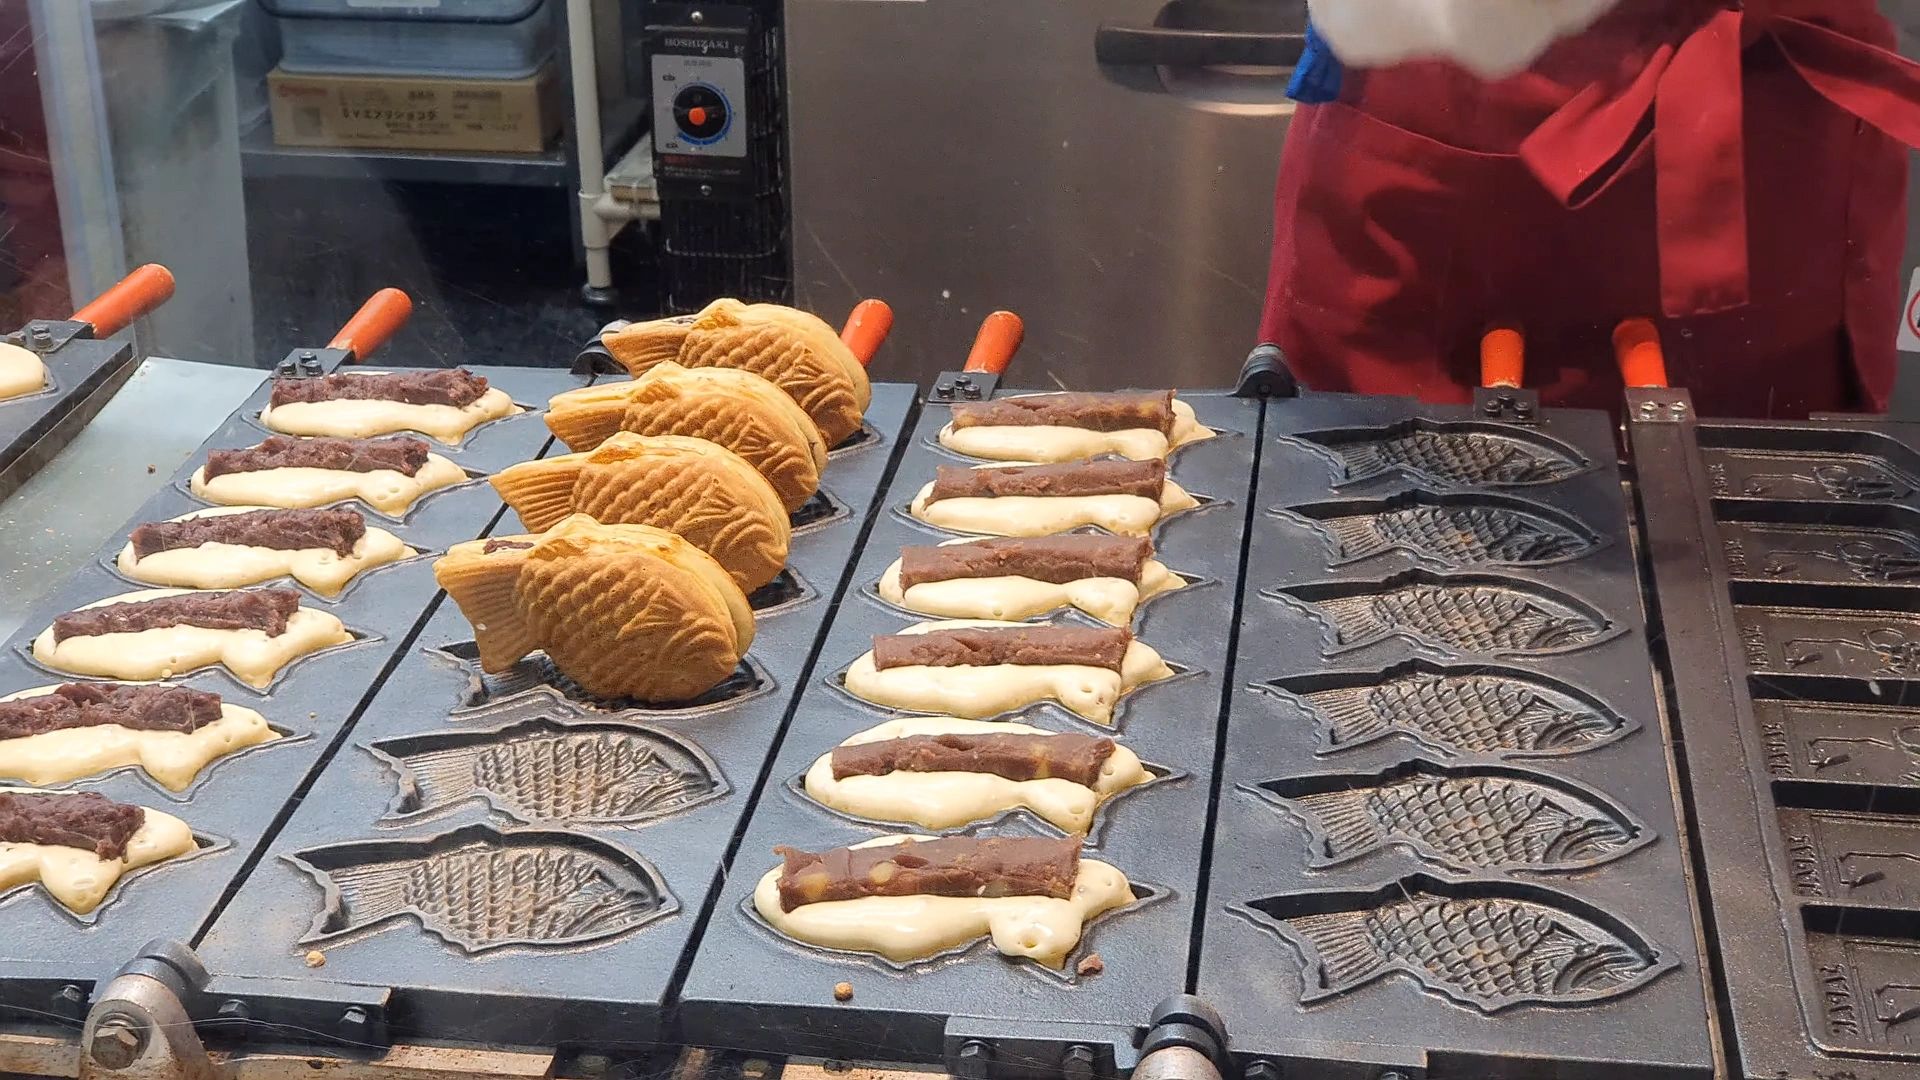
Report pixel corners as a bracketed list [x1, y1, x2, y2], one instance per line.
[1613, 318, 1669, 389]
[329, 288, 414, 362]
[72, 264, 176, 339]
[964, 311, 1024, 375]
[1480, 326, 1525, 390]
[840, 299, 893, 367]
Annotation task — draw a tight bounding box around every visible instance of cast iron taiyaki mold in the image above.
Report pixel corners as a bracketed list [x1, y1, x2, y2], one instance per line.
[1285, 419, 1591, 488]
[1277, 489, 1604, 568]
[1248, 760, 1650, 873]
[370, 716, 728, 826]
[1269, 570, 1619, 658]
[430, 639, 775, 716]
[1235, 875, 1676, 1012]
[1631, 406, 1920, 1079]
[288, 824, 676, 953]
[1258, 661, 1637, 759]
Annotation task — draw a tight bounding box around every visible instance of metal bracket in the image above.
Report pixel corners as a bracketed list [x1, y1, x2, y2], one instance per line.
[3, 318, 89, 355]
[940, 994, 1228, 1080]
[1471, 387, 1541, 424]
[78, 940, 214, 1080]
[1235, 345, 1299, 399]
[1624, 387, 1695, 425]
[928, 370, 998, 404]
[270, 347, 353, 379]
[572, 322, 631, 377]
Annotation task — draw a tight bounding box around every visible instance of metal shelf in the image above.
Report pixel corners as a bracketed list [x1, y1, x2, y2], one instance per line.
[238, 100, 647, 189]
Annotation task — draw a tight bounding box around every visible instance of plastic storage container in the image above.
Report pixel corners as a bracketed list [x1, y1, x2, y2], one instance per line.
[260, 0, 553, 79]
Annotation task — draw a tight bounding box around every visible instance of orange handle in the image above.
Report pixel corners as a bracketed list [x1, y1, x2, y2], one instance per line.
[840, 299, 894, 368]
[328, 288, 414, 361]
[963, 311, 1024, 375]
[1613, 318, 1669, 389]
[1480, 326, 1525, 389]
[72, 263, 176, 339]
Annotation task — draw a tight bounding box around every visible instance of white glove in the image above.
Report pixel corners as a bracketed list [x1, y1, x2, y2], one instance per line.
[1308, 0, 1621, 79]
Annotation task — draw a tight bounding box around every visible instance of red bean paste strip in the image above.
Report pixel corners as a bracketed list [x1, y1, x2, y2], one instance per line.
[926, 459, 1166, 504]
[53, 589, 301, 644]
[871, 625, 1130, 672]
[131, 508, 365, 560]
[271, 369, 489, 408]
[775, 835, 1081, 911]
[951, 391, 1174, 434]
[0, 683, 223, 740]
[831, 731, 1116, 786]
[203, 436, 430, 481]
[899, 535, 1152, 589]
[0, 791, 145, 861]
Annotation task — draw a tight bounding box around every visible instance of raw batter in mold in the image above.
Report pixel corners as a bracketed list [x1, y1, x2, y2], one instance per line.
[118, 506, 412, 597]
[841, 619, 1173, 724]
[878, 535, 1182, 625]
[0, 683, 277, 791]
[32, 588, 353, 689]
[939, 391, 1214, 463]
[189, 436, 466, 516]
[805, 717, 1149, 833]
[753, 834, 1134, 967]
[0, 790, 195, 914]
[261, 369, 520, 444]
[0, 341, 47, 401]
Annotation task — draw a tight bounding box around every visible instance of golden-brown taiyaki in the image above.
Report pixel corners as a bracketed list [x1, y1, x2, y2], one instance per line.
[490, 433, 791, 592]
[434, 515, 755, 703]
[601, 300, 870, 446]
[545, 363, 827, 512]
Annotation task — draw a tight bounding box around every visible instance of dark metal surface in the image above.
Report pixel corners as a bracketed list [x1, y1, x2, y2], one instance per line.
[1198, 393, 1714, 1079]
[0, 321, 140, 505]
[676, 392, 1261, 1066]
[1629, 389, 1920, 1080]
[188, 386, 918, 1050]
[0, 366, 583, 1018]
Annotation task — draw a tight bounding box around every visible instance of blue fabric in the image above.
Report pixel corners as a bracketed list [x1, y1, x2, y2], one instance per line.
[1287, 22, 1343, 104]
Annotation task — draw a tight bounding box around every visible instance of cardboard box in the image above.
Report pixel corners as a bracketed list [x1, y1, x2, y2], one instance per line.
[267, 64, 561, 154]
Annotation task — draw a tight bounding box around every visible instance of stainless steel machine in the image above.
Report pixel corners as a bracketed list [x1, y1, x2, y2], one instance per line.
[782, 0, 1305, 388]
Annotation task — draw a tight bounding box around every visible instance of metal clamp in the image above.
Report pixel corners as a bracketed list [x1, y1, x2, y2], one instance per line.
[928, 370, 999, 403]
[1235, 345, 1299, 399]
[1471, 387, 1541, 424]
[78, 940, 214, 1080]
[1624, 387, 1695, 425]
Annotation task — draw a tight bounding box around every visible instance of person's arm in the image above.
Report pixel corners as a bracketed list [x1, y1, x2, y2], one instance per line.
[1307, 0, 1621, 78]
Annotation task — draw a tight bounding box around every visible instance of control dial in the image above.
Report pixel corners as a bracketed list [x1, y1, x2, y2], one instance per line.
[672, 84, 731, 144]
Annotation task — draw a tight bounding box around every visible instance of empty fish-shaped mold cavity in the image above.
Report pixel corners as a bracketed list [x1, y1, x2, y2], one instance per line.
[429, 640, 773, 716]
[1235, 875, 1676, 1012]
[1712, 502, 1920, 586]
[1267, 570, 1619, 658]
[369, 716, 728, 825]
[1248, 760, 1650, 873]
[1698, 425, 1920, 502]
[1276, 490, 1603, 568]
[1258, 660, 1637, 758]
[288, 825, 676, 953]
[1284, 420, 1590, 489]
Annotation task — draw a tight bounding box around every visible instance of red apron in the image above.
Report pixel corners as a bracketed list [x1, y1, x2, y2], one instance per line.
[1258, 0, 1920, 417]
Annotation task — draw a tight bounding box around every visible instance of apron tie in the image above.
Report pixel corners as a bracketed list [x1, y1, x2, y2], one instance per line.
[1520, 2, 1920, 318]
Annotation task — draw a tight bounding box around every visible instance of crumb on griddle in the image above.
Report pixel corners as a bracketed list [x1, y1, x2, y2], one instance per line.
[304, 950, 325, 968]
[146, 464, 156, 474]
[1076, 953, 1104, 977]
[832, 981, 853, 1002]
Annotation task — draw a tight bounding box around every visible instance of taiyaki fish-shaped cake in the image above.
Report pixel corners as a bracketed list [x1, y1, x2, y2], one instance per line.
[118, 506, 412, 598]
[260, 368, 520, 443]
[546, 363, 827, 512]
[842, 619, 1173, 724]
[602, 299, 870, 446]
[755, 835, 1134, 966]
[910, 459, 1199, 538]
[0, 790, 195, 914]
[190, 435, 466, 516]
[491, 433, 789, 592]
[940, 390, 1214, 463]
[434, 515, 755, 703]
[32, 588, 352, 689]
[0, 340, 48, 401]
[0, 683, 276, 791]
[879, 534, 1182, 625]
[806, 717, 1150, 833]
